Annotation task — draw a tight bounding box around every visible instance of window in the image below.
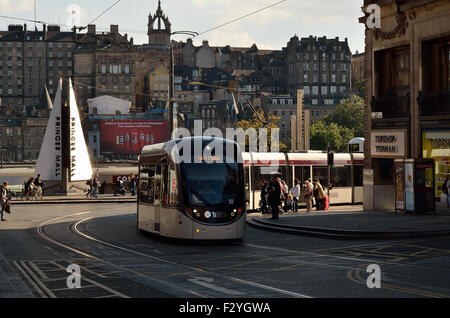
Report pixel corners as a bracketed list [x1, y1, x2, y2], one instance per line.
[312, 86, 319, 95]
[375, 45, 410, 97]
[322, 74, 327, 82]
[101, 65, 106, 74]
[331, 74, 336, 83]
[125, 65, 130, 74]
[139, 164, 156, 204]
[330, 86, 337, 94]
[303, 86, 310, 95]
[303, 74, 308, 82]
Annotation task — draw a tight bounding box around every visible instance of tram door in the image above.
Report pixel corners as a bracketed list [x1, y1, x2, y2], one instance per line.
[153, 164, 163, 233]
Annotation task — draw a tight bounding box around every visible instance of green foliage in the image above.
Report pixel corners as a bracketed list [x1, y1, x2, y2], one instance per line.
[235, 109, 288, 152]
[310, 95, 364, 152]
[353, 80, 366, 98]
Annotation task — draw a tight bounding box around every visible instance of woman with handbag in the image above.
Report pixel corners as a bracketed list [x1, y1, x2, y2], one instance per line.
[304, 180, 313, 212]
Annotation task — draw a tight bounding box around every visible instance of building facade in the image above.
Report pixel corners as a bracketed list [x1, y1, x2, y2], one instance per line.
[0, 24, 75, 106]
[74, 25, 136, 112]
[286, 35, 352, 121]
[360, 0, 450, 211]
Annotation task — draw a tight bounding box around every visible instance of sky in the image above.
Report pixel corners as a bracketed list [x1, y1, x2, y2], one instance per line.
[0, 0, 366, 53]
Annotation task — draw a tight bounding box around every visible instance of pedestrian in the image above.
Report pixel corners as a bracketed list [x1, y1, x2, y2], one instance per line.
[1, 181, 12, 222]
[260, 180, 269, 214]
[313, 178, 326, 211]
[86, 174, 95, 197]
[129, 174, 137, 196]
[92, 175, 99, 198]
[268, 176, 282, 220]
[286, 194, 294, 213]
[291, 178, 301, 213]
[281, 180, 289, 213]
[25, 178, 37, 200]
[304, 180, 313, 212]
[34, 174, 45, 197]
[443, 176, 450, 212]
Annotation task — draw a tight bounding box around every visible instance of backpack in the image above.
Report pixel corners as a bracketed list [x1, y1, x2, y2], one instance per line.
[86, 179, 92, 186]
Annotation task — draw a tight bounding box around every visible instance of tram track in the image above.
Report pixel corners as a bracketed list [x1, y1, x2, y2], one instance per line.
[35, 211, 312, 298]
[74, 215, 450, 298]
[31, 209, 450, 298]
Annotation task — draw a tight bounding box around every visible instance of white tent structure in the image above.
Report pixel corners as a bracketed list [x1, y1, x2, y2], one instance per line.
[87, 95, 131, 115]
[35, 79, 93, 182]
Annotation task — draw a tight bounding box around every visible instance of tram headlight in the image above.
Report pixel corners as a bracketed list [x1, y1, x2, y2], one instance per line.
[231, 212, 235, 217]
[204, 211, 212, 219]
[196, 213, 201, 218]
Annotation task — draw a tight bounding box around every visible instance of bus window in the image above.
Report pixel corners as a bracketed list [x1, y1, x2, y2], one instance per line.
[153, 165, 162, 205]
[312, 167, 328, 186]
[294, 166, 311, 183]
[253, 166, 287, 190]
[139, 164, 155, 204]
[162, 164, 169, 206]
[169, 164, 178, 206]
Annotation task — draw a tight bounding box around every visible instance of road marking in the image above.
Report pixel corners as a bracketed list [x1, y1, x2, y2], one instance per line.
[347, 268, 450, 298]
[187, 276, 244, 296]
[74, 218, 312, 298]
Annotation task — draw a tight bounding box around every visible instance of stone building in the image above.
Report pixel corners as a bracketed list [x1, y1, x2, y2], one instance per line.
[285, 35, 352, 121]
[351, 51, 365, 88]
[0, 24, 75, 106]
[135, 1, 172, 112]
[0, 87, 51, 162]
[265, 96, 296, 145]
[74, 25, 136, 112]
[359, 0, 450, 211]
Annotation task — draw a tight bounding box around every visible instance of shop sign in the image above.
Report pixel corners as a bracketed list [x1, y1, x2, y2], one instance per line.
[370, 130, 407, 158]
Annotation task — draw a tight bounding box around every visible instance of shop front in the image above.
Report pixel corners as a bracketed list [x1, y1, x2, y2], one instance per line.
[366, 129, 408, 211]
[422, 130, 450, 199]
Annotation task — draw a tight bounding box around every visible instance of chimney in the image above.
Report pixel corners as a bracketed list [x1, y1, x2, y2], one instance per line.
[110, 25, 119, 34]
[88, 24, 96, 35]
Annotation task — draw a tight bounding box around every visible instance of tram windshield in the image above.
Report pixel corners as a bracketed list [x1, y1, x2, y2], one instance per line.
[180, 163, 242, 207]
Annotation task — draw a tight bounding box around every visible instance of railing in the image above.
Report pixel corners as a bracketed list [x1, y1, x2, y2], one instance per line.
[371, 93, 410, 119]
[418, 90, 450, 117]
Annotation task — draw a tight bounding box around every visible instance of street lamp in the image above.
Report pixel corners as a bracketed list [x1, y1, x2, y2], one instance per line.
[168, 31, 198, 133]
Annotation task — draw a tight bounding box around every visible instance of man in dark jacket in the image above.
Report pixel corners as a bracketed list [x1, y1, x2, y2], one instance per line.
[268, 176, 281, 220]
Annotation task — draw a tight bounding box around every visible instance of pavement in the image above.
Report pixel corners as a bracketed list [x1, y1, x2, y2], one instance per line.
[247, 203, 450, 240]
[9, 194, 137, 205]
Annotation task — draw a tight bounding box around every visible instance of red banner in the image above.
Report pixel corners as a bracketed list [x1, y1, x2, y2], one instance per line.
[100, 120, 169, 155]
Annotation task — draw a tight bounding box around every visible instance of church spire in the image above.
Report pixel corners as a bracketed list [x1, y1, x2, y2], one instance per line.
[148, 0, 171, 45]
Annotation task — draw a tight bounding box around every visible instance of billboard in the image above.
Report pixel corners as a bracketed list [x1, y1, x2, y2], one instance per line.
[100, 120, 169, 155]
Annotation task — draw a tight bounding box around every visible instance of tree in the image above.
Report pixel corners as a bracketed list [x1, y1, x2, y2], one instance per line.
[323, 95, 364, 137]
[310, 121, 354, 153]
[234, 109, 288, 152]
[310, 95, 364, 152]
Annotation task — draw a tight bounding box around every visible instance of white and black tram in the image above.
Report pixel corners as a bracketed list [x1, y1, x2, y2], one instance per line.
[243, 151, 365, 212]
[137, 137, 246, 240]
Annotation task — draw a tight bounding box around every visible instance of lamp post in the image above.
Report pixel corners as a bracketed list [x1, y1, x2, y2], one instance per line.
[168, 31, 198, 134]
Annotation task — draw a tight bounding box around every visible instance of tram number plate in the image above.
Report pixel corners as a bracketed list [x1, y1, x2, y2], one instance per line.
[211, 211, 227, 218]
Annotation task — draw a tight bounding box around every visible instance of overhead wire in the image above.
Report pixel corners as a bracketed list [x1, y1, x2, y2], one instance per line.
[195, 0, 288, 37]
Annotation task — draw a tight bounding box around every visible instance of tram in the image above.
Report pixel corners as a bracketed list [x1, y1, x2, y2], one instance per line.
[243, 151, 365, 211]
[137, 137, 246, 240]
